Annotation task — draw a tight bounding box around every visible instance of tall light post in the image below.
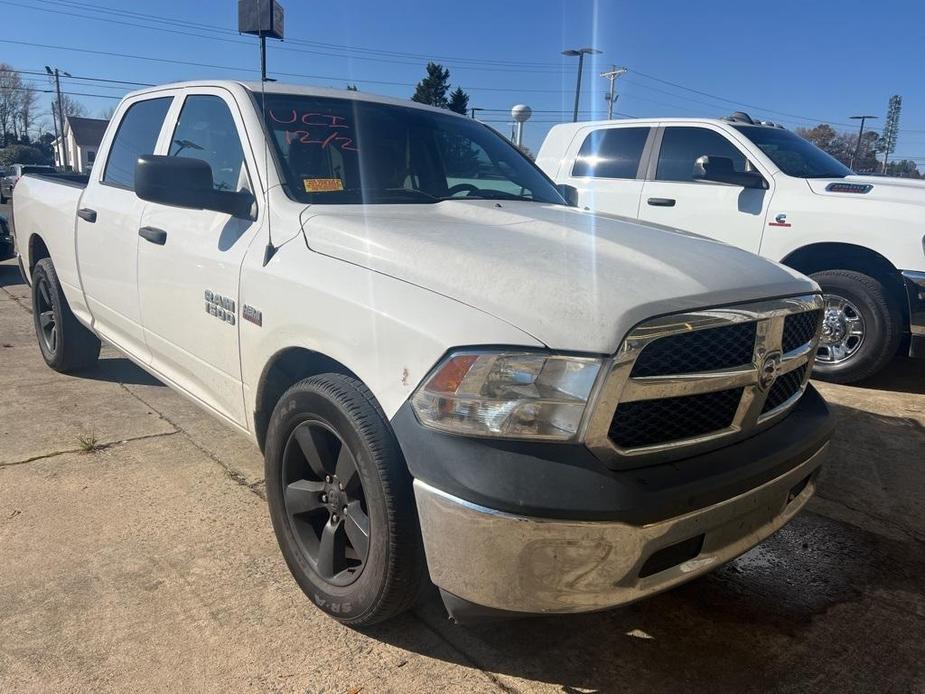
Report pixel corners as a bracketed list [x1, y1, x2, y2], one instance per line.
[45, 66, 71, 170]
[562, 47, 601, 123]
[600, 65, 628, 120]
[849, 114, 877, 171]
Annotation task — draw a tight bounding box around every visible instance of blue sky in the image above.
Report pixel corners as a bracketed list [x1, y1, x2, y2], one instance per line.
[4, 0, 924, 159]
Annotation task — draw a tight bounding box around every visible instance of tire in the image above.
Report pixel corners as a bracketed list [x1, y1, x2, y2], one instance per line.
[31, 257, 101, 372]
[265, 373, 428, 626]
[810, 269, 902, 384]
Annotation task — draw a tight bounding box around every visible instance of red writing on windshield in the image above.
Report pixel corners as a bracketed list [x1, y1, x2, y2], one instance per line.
[270, 110, 358, 152]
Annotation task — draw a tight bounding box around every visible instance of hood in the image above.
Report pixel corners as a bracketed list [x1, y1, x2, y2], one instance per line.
[301, 201, 816, 353]
[806, 175, 925, 206]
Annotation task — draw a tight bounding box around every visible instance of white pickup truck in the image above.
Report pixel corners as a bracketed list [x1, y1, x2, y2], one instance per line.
[11, 81, 833, 625]
[537, 113, 925, 383]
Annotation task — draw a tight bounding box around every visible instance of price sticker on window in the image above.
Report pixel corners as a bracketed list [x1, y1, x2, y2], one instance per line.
[304, 178, 344, 193]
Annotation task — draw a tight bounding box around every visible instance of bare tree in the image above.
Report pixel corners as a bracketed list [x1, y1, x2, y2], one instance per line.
[18, 85, 39, 141]
[0, 63, 24, 146]
[52, 93, 86, 119]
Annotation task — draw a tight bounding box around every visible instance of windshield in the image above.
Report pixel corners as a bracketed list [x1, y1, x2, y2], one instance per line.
[734, 125, 852, 179]
[256, 92, 565, 205]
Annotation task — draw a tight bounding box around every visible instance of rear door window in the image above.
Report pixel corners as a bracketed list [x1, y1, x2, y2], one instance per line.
[102, 97, 172, 189]
[571, 127, 650, 179]
[656, 127, 747, 182]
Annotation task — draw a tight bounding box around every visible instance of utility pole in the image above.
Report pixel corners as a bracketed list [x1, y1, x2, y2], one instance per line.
[562, 47, 601, 122]
[848, 115, 877, 171]
[470, 107, 485, 120]
[45, 66, 71, 170]
[600, 66, 628, 120]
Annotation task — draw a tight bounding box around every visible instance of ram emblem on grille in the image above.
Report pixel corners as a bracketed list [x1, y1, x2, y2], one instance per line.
[758, 351, 782, 392]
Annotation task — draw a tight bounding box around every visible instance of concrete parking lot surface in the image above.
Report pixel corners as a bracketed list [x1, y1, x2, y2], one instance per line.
[1, 211, 923, 691]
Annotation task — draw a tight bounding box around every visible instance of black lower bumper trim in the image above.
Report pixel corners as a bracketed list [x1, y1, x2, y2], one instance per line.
[391, 384, 833, 524]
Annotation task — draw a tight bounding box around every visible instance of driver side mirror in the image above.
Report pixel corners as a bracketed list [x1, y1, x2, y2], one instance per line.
[693, 155, 766, 189]
[557, 183, 579, 207]
[135, 155, 255, 219]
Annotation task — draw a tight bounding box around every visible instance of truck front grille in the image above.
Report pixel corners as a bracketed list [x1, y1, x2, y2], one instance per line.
[631, 321, 756, 377]
[609, 388, 744, 449]
[782, 310, 822, 353]
[583, 295, 824, 463]
[761, 364, 807, 413]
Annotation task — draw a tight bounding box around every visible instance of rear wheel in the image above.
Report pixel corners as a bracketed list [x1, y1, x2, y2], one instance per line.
[265, 373, 427, 626]
[31, 257, 101, 373]
[810, 269, 901, 384]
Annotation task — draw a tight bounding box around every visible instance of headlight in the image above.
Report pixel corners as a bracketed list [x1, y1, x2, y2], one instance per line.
[410, 351, 602, 440]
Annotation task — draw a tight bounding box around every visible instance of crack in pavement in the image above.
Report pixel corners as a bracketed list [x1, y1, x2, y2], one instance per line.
[0, 429, 181, 467]
[117, 383, 266, 500]
[813, 493, 925, 545]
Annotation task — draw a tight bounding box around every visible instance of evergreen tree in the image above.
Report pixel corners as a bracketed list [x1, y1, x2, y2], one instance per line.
[448, 87, 469, 115]
[412, 62, 451, 108]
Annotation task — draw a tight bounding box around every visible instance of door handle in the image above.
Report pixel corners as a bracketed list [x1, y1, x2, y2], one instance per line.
[77, 208, 97, 223]
[138, 226, 168, 245]
[647, 197, 676, 207]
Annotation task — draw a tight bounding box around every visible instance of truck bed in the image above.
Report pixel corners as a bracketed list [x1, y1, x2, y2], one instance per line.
[12, 173, 87, 308]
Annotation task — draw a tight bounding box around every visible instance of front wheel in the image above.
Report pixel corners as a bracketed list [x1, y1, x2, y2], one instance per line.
[264, 374, 428, 626]
[810, 269, 902, 384]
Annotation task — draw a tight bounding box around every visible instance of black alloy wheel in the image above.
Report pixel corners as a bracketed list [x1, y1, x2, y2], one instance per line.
[282, 419, 371, 586]
[35, 273, 58, 356]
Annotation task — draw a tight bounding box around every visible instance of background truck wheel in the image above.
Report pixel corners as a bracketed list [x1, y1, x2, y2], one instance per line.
[31, 257, 101, 373]
[264, 373, 428, 626]
[810, 269, 901, 384]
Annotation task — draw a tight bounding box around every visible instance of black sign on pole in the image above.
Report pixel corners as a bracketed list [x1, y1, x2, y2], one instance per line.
[238, 0, 285, 80]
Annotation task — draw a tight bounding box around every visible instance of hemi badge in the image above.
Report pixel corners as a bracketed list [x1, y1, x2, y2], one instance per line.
[242, 304, 263, 327]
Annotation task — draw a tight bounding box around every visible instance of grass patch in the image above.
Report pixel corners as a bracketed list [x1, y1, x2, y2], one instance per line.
[76, 429, 102, 453]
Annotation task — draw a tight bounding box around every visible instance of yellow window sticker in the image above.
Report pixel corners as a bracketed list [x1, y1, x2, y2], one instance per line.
[304, 178, 344, 193]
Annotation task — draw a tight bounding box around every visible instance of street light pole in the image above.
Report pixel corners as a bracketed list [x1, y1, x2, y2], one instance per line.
[600, 65, 628, 120]
[562, 48, 601, 123]
[469, 107, 485, 120]
[45, 66, 71, 171]
[849, 114, 878, 171]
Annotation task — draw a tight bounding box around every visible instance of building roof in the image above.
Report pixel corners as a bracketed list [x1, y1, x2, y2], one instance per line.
[65, 116, 109, 147]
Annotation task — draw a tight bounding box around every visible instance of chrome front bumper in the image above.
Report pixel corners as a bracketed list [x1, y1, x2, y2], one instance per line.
[413, 442, 828, 615]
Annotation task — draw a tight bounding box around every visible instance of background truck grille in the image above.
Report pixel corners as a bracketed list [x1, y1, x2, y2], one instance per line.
[608, 388, 743, 449]
[762, 364, 807, 413]
[583, 295, 824, 462]
[631, 321, 757, 377]
[782, 310, 822, 353]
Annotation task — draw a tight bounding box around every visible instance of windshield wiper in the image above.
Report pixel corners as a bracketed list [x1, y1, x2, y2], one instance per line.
[444, 190, 537, 202]
[364, 189, 442, 203]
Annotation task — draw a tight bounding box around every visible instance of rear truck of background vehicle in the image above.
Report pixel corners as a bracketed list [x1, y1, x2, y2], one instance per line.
[536, 112, 925, 384]
[11, 81, 833, 625]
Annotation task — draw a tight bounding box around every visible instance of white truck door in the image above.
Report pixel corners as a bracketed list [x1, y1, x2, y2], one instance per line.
[559, 125, 651, 218]
[136, 90, 263, 426]
[637, 126, 771, 252]
[76, 95, 174, 362]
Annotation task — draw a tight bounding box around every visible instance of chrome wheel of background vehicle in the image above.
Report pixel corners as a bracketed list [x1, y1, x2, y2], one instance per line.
[35, 275, 58, 355]
[816, 293, 865, 365]
[281, 419, 370, 587]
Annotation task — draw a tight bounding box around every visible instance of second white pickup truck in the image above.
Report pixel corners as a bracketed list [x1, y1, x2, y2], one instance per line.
[537, 113, 925, 383]
[11, 81, 832, 625]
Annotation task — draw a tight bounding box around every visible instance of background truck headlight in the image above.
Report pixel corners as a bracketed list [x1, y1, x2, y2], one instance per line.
[410, 351, 602, 440]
